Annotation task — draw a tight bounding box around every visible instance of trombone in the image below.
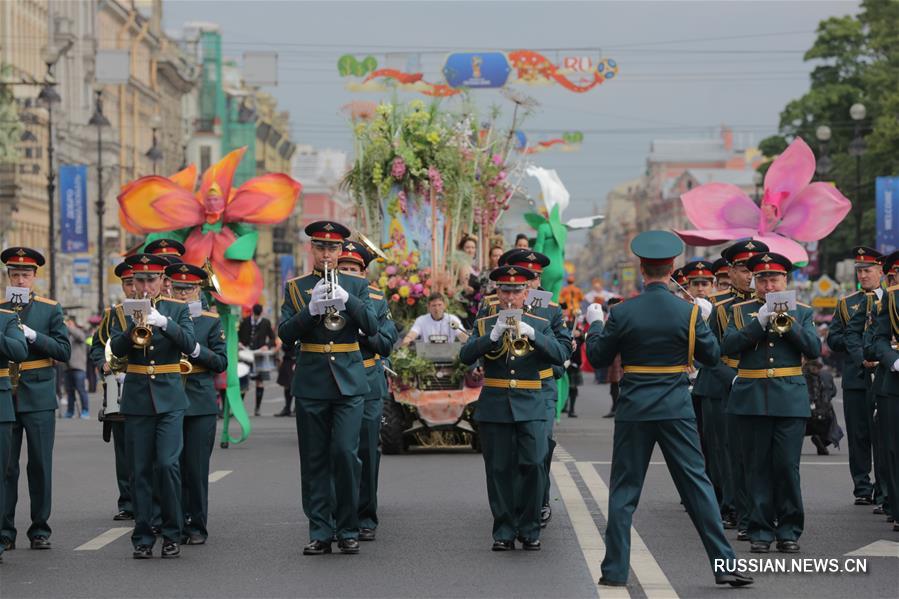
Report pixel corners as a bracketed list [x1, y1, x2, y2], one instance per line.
[321, 263, 347, 331]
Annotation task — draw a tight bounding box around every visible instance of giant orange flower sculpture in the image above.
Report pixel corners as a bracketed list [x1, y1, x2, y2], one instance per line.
[118, 147, 301, 306]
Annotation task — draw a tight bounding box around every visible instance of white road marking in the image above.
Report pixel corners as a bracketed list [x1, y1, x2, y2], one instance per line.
[554, 446, 577, 463]
[576, 461, 679, 599]
[551, 462, 626, 598]
[208, 470, 232, 482]
[845, 540, 899, 558]
[74, 527, 131, 551]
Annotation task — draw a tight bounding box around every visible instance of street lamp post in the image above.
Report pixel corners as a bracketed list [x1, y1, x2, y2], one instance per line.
[37, 55, 61, 299]
[146, 115, 163, 175]
[89, 90, 110, 314]
[849, 103, 867, 246]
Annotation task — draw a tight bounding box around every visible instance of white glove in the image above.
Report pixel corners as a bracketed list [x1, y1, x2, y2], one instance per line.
[891, 358, 899, 372]
[586, 303, 605, 325]
[146, 309, 168, 329]
[756, 304, 772, 328]
[332, 284, 349, 303]
[311, 279, 328, 302]
[190, 343, 201, 359]
[308, 300, 325, 316]
[564, 360, 571, 369]
[490, 321, 509, 342]
[694, 297, 713, 322]
[518, 321, 536, 340]
[21, 324, 36, 342]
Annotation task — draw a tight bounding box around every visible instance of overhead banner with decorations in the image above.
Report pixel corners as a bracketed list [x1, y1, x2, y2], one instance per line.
[337, 49, 618, 96]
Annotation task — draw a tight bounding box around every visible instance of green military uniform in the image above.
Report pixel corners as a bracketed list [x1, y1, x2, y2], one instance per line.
[0, 310, 28, 559]
[828, 289, 879, 502]
[586, 231, 745, 587]
[1, 285, 71, 547]
[90, 305, 133, 518]
[722, 253, 820, 550]
[460, 265, 568, 550]
[180, 306, 227, 543]
[278, 227, 378, 551]
[108, 261, 197, 553]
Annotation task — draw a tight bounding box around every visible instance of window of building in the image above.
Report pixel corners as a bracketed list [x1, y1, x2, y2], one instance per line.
[200, 145, 212, 173]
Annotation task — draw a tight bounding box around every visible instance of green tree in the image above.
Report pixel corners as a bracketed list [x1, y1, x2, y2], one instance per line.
[763, 1, 899, 275]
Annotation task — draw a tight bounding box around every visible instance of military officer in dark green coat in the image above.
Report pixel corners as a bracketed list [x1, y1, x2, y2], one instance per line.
[108, 253, 197, 559]
[718, 239, 769, 540]
[144, 239, 186, 297]
[278, 221, 379, 556]
[711, 257, 731, 292]
[90, 261, 136, 521]
[336, 241, 397, 541]
[827, 246, 883, 505]
[585, 231, 749, 588]
[167, 263, 227, 545]
[723, 251, 820, 554]
[496, 249, 572, 528]
[0, 308, 28, 562]
[0, 247, 71, 552]
[460, 265, 568, 552]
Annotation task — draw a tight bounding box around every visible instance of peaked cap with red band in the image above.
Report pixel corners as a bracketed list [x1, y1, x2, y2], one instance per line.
[711, 257, 730, 277]
[852, 246, 882, 267]
[164, 263, 206, 285]
[489, 265, 536, 287]
[114, 262, 134, 280]
[721, 239, 769, 266]
[682, 260, 715, 281]
[338, 241, 373, 269]
[144, 238, 186, 257]
[1, 247, 45, 269]
[747, 252, 793, 276]
[881, 250, 899, 274]
[124, 253, 168, 274]
[498, 248, 550, 272]
[305, 220, 351, 243]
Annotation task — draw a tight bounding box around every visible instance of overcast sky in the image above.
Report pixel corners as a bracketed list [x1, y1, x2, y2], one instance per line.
[163, 0, 860, 225]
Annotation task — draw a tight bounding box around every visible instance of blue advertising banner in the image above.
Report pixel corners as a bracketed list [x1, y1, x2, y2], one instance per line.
[442, 52, 510, 89]
[59, 164, 89, 253]
[876, 177, 899, 254]
[279, 254, 295, 291]
[72, 257, 91, 286]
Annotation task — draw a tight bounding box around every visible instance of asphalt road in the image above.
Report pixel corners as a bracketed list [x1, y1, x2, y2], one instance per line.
[1, 381, 897, 598]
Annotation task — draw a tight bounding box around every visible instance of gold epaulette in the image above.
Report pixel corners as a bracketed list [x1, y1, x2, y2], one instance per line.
[201, 310, 219, 319]
[370, 293, 384, 300]
[369, 284, 381, 292]
[887, 284, 899, 293]
[33, 296, 58, 305]
[0, 308, 12, 314]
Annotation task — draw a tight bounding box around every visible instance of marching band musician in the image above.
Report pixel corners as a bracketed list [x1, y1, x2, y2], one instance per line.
[108, 253, 197, 559]
[0, 306, 28, 563]
[278, 221, 378, 556]
[166, 263, 227, 546]
[711, 257, 731, 292]
[460, 265, 568, 552]
[89, 261, 136, 521]
[828, 247, 884, 507]
[496, 248, 572, 528]
[336, 241, 398, 542]
[584, 231, 750, 588]
[718, 239, 769, 540]
[722, 251, 820, 554]
[144, 239, 187, 297]
[0, 247, 71, 552]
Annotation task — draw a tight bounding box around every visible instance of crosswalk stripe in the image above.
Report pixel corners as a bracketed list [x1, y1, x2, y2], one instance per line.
[551, 462, 628, 599]
[575, 461, 678, 599]
[208, 470, 232, 482]
[74, 527, 131, 551]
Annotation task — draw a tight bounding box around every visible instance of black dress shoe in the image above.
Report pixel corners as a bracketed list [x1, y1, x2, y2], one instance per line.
[736, 530, 750, 542]
[151, 526, 161, 536]
[855, 496, 874, 506]
[491, 540, 514, 551]
[338, 539, 360, 554]
[29, 536, 51, 550]
[1, 537, 14, 551]
[776, 540, 800, 553]
[722, 518, 737, 530]
[181, 533, 206, 545]
[358, 528, 376, 541]
[893, 523, 899, 532]
[716, 572, 754, 587]
[518, 538, 541, 551]
[303, 540, 332, 555]
[601, 412, 614, 419]
[568, 412, 578, 418]
[113, 510, 134, 521]
[540, 505, 552, 528]
[161, 541, 180, 558]
[132, 545, 153, 559]
[598, 577, 627, 587]
[750, 541, 770, 553]
[873, 505, 886, 514]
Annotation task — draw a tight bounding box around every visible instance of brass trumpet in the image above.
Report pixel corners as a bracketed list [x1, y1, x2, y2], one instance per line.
[131, 294, 153, 347]
[321, 263, 347, 331]
[771, 311, 793, 335]
[504, 306, 531, 357]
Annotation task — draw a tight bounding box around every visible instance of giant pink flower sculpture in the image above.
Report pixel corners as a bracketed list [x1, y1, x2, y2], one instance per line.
[675, 138, 851, 264]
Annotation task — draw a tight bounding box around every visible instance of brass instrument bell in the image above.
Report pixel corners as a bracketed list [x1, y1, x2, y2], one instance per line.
[322, 263, 347, 331]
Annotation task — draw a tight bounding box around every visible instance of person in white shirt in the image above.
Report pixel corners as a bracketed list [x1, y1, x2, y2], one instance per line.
[401, 293, 464, 346]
